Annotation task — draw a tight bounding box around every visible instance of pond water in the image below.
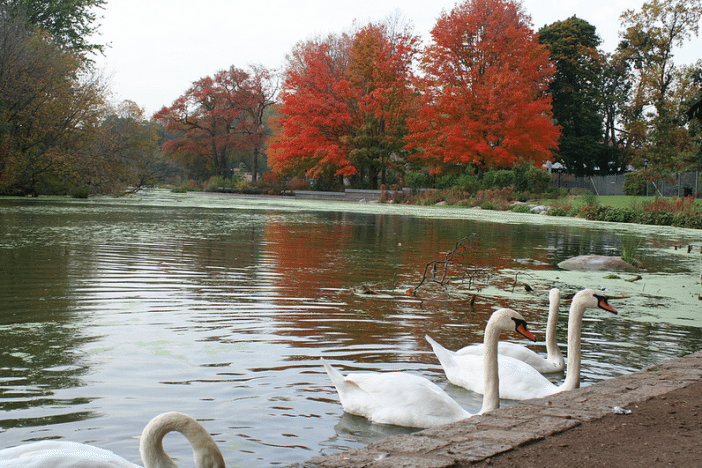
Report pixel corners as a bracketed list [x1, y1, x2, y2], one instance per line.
[1, 190, 701, 467]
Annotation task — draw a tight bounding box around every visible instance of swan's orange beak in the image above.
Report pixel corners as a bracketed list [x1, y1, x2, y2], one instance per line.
[596, 295, 617, 314]
[516, 321, 537, 342]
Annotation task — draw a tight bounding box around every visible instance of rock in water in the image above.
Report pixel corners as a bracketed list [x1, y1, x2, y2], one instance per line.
[557, 255, 638, 272]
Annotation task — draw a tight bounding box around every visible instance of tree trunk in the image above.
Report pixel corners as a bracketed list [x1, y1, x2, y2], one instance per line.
[368, 165, 377, 190]
[252, 146, 259, 183]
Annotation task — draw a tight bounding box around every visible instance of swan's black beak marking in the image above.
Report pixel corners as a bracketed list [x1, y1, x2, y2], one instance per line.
[513, 318, 537, 342]
[595, 294, 617, 314]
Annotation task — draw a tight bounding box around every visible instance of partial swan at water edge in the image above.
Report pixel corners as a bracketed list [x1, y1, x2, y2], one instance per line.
[0, 412, 226, 468]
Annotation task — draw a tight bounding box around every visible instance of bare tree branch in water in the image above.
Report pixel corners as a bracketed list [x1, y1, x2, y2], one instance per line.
[409, 235, 493, 298]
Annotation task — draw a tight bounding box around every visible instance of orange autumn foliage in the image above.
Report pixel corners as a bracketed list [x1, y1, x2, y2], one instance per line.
[405, 0, 561, 173]
[267, 33, 357, 180]
[267, 20, 419, 186]
[342, 22, 419, 188]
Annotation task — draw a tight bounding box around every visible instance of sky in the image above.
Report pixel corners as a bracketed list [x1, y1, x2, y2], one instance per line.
[92, 0, 702, 117]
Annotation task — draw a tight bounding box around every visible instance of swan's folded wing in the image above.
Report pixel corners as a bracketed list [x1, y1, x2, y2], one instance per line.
[458, 342, 564, 374]
[436, 353, 486, 393]
[349, 373, 453, 409]
[496, 355, 559, 400]
[344, 372, 470, 427]
[458, 341, 540, 360]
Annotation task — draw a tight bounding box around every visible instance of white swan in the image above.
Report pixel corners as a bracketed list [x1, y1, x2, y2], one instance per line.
[456, 288, 565, 373]
[140, 412, 225, 468]
[0, 412, 225, 468]
[427, 289, 617, 401]
[0, 441, 140, 468]
[322, 308, 537, 428]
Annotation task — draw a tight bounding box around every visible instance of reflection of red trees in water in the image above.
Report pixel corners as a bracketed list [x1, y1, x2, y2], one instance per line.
[262, 219, 354, 296]
[403, 223, 554, 297]
[260, 217, 554, 362]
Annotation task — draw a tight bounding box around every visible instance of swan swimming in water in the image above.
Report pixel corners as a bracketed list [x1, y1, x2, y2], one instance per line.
[456, 288, 565, 373]
[427, 289, 617, 401]
[0, 412, 225, 468]
[322, 308, 536, 428]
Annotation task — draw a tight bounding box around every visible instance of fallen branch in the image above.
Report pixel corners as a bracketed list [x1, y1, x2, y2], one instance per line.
[409, 234, 492, 297]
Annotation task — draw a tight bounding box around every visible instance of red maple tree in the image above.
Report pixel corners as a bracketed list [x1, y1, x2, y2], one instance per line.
[268, 18, 419, 188]
[405, 0, 560, 174]
[267, 33, 356, 182]
[343, 21, 419, 188]
[154, 65, 276, 181]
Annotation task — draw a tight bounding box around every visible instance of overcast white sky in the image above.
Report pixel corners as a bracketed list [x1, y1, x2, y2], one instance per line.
[92, 0, 702, 117]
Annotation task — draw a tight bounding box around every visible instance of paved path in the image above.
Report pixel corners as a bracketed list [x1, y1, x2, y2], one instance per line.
[299, 350, 702, 467]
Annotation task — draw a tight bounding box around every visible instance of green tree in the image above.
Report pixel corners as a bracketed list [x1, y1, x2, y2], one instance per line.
[599, 53, 631, 173]
[76, 101, 173, 194]
[0, 15, 107, 195]
[539, 17, 624, 176]
[617, 0, 702, 186]
[681, 63, 702, 169]
[0, 0, 105, 56]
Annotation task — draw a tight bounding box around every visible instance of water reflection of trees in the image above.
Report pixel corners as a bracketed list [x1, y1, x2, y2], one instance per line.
[0, 322, 94, 418]
[587, 318, 702, 369]
[255, 211, 702, 377]
[0, 227, 96, 430]
[259, 213, 562, 363]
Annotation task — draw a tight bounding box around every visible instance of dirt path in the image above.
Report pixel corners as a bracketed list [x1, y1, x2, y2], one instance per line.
[469, 380, 702, 467]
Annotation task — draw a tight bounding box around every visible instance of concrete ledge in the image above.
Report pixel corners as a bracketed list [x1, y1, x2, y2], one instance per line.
[300, 351, 702, 467]
[293, 190, 381, 202]
[292, 188, 417, 202]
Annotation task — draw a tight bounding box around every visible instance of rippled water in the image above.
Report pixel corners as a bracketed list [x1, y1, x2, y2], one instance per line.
[1, 191, 701, 467]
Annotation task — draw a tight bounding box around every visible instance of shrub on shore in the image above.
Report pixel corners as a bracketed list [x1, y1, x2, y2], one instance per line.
[578, 196, 701, 229]
[409, 188, 701, 230]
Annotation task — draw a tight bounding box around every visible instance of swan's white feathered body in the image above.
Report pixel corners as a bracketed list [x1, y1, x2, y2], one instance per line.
[0, 412, 225, 468]
[426, 336, 561, 400]
[323, 308, 536, 428]
[322, 360, 471, 428]
[456, 289, 565, 374]
[428, 289, 617, 401]
[0, 441, 139, 468]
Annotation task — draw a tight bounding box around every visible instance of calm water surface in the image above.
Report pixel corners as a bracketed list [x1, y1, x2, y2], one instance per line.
[1, 191, 701, 467]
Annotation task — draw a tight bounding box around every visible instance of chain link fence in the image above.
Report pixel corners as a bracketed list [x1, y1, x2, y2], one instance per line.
[551, 171, 701, 197]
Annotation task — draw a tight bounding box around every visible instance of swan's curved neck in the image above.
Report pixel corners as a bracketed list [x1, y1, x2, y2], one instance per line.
[545, 289, 563, 364]
[480, 322, 501, 413]
[562, 298, 585, 391]
[139, 412, 225, 468]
